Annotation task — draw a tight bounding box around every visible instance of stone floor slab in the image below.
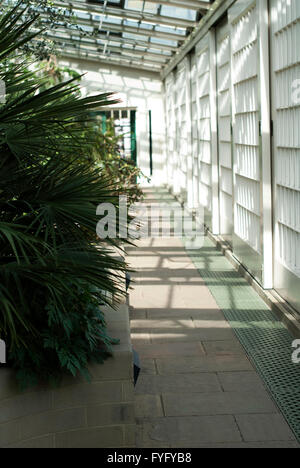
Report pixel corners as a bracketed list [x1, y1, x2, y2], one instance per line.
[235, 413, 296, 442]
[135, 395, 164, 419]
[136, 416, 242, 446]
[131, 319, 195, 330]
[136, 341, 204, 359]
[150, 328, 237, 343]
[135, 373, 222, 395]
[203, 340, 245, 356]
[146, 307, 223, 320]
[138, 359, 157, 375]
[168, 441, 300, 448]
[163, 391, 277, 417]
[218, 371, 267, 392]
[156, 355, 254, 375]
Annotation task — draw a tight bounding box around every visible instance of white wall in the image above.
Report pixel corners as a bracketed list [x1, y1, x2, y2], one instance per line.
[58, 57, 166, 186]
[162, 0, 300, 311]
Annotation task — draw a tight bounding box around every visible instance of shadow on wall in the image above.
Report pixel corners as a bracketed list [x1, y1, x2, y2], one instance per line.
[59, 58, 166, 185]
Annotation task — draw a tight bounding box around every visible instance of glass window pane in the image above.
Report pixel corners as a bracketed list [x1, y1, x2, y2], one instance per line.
[150, 37, 178, 47]
[125, 0, 143, 11]
[160, 6, 197, 21]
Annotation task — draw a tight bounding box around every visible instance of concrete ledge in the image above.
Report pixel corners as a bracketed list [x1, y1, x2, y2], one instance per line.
[0, 304, 135, 448]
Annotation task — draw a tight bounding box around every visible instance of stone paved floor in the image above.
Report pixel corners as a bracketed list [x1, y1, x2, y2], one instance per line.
[127, 188, 299, 448]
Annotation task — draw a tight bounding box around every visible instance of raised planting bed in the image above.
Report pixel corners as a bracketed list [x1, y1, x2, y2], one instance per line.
[0, 303, 135, 448]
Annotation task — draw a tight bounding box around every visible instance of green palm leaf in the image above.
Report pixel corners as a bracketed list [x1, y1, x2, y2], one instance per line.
[0, 2, 135, 388]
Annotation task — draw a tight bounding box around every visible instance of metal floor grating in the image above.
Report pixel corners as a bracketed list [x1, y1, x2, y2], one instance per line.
[184, 236, 300, 442]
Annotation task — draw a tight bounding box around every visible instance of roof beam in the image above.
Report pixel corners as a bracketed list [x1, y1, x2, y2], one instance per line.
[60, 49, 162, 73]
[47, 33, 170, 62]
[60, 45, 166, 67]
[42, 27, 177, 52]
[78, 15, 186, 40]
[145, 0, 211, 11]
[60, 48, 163, 71]
[53, 0, 198, 29]
[39, 12, 187, 41]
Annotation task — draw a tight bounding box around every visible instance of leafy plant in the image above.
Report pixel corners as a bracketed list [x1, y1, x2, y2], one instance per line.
[85, 118, 149, 205]
[37, 54, 82, 87]
[0, 3, 135, 388]
[10, 281, 119, 389]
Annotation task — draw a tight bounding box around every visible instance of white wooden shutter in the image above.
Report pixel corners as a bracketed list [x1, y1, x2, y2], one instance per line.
[230, 0, 273, 287]
[217, 20, 233, 244]
[195, 34, 214, 230]
[191, 51, 200, 209]
[271, 0, 300, 312]
[174, 60, 189, 197]
[165, 72, 176, 189]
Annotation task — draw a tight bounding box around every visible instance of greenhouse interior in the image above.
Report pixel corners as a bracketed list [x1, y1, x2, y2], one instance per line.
[0, 0, 300, 450]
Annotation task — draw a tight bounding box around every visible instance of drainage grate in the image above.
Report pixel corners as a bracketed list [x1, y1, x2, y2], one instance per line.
[184, 237, 300, 442]
[251, 349, 300, 438]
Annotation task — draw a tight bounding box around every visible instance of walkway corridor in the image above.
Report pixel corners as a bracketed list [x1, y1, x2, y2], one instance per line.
[127, 188, 299, 448]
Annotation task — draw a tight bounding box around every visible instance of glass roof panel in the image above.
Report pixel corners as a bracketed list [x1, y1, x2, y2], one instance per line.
[160, 5, 197, 21]
[122, 32, 149, 42]
[88, 0, 123, 5]
[123, 19, 152, 29]
[125, 0, 159, 14]
[150, 36, 178, 47]
[81, 25, 94, 33]
[11, 0, 215, 72]
[148, 48, 171, 56]
[154, 24, 186, 35]
[98, 16, 123, 24]
[125, 0, 143, 11]
[76, 12, 90, 20]
[143, 2, 159, 14]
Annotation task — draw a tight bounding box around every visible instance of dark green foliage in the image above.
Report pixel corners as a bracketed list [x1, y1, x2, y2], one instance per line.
[92, 118, 149, 205]
[0, 4, 134, 388]
[10, 282, 119, 390]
